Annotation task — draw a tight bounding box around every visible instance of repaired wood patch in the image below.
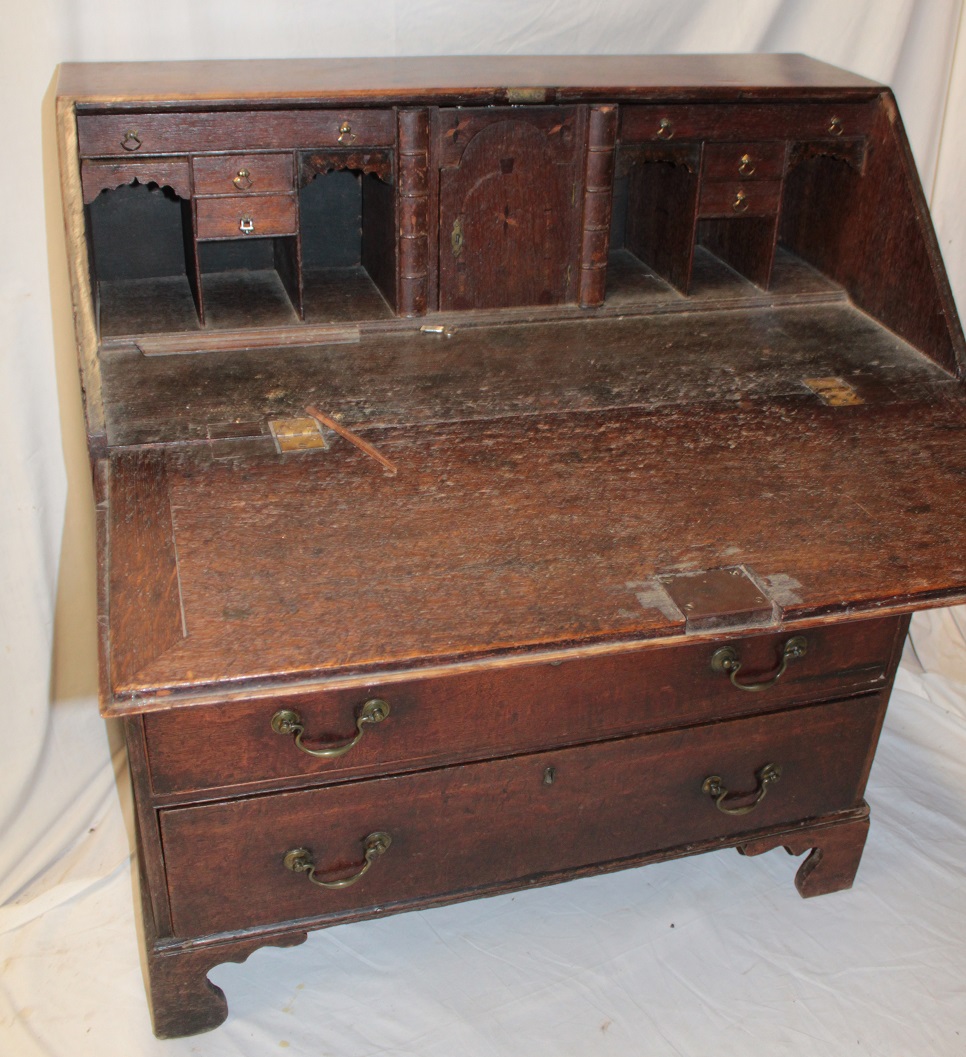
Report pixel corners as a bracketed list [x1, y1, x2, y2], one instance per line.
[804, 376, 863, 406]
[658, 567, 776, 632]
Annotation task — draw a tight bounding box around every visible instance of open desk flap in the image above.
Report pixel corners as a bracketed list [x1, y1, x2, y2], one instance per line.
[103, 391, 966, 709]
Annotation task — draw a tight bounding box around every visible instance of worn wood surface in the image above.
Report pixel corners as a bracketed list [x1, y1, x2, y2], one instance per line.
[99, 299, 952, 448]
[159, 694, 886, 937]
[104, 385, 966, 700]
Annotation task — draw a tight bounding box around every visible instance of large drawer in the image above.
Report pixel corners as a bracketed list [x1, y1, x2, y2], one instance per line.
[76, 109, 396, 157]
[160, 693, 886, 937]
[143, 615, 905, 798]
[620, 102, 876, 145]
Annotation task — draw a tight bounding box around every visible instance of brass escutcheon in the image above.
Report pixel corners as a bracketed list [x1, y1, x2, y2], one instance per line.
[284, 832, 391, 890]
[711, 636, 807, 692]
[271, 698, 390, 759]
[702, 763, 783, 815]
[451, 216, 465, 258]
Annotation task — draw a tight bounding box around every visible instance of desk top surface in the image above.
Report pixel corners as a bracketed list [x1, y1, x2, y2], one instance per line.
[57, 54, 882, 107]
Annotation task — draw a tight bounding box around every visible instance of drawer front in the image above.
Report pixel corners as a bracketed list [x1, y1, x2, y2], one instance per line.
[143, 615, 904, 797]
[161, 694, 886, 937]
[76, 109, 396, 158]
[698, 179, 782, 217]
[702, 142, 786, 182]
[195, 194, 297, 239]
[192, 153, 294, 196]
[620, 102, 876, 145]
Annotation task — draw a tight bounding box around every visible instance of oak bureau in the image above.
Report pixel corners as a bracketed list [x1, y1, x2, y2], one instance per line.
[54, 55, 966, 1037]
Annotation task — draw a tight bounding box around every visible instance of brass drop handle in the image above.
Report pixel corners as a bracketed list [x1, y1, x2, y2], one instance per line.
[656, 117, 674, 140]
[239, 215, 255, 234]
[284, 832, 391, 890]
[702, 763, 782, 816]
[271, 698, 390, 759]
[737, 153, 755, 176]
[711, 635, 807, 692]
[828, 115, 844, 136]
[120, 129, 142, 151]
[233, 168, 253, 190]
[338, 120, 356, 144]
[733, 189, 749, 213]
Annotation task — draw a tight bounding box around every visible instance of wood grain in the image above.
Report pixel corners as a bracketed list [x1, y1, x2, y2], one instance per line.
[159, 694, 887, 937]
[105, 393, 966, 700]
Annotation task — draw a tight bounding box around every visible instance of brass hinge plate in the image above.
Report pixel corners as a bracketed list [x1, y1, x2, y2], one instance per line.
[268, 417, 330, 453]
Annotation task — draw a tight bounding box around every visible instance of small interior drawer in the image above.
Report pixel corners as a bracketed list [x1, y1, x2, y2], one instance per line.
[619, 102, 876, 145]
[77, 109, 396, 157]
[142, 615, 904, 799]
[194, 193, 297, 239]
[192, 153, 294, 196]
[702, 142, 786, 181]
[698, 179, 782, 217]
[160, 692, 887, 937]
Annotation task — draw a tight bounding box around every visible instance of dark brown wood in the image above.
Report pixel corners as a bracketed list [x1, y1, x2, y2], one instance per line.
[194, 194, 298, 240]
[437, 107, 582, 309]
[81, 158, 192, 203]
[106, 452, 184, 691]
[54, 55, 966, 1038]
[76, 109, 396, 157]
[142, 616, 903, 797]
[619, 101, 876, 145]
[738, 809, 871, 897]
[192, 152, 294, 196]
[159, 694, 886, 937]
[103, 395, 966, 700]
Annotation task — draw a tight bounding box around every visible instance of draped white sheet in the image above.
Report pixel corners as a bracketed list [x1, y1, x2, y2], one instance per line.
[1, 3, 964, 1053]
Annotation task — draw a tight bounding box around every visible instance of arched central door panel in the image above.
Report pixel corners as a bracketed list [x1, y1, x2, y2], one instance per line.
[438, 108, 582, 311]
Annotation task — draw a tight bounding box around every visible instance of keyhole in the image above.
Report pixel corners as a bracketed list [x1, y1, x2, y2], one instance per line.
[500, 156, 515, 174]
[543, 766, 556, 786]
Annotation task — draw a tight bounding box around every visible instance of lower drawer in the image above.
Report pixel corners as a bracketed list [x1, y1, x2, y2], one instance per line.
[160, 694, 886, 937]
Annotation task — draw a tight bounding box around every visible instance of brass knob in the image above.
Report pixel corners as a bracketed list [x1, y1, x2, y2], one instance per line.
[233, 168, 253, 190]
[338, 120, 356, 144]
[737, 153, 755, 176]
[120, 130, 142, 151]
[732, 189, 749, 213]
[656, 117, 674, 140]
[828, 116, 844, 136]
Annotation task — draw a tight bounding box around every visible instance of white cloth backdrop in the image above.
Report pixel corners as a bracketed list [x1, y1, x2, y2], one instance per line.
[1, 2, 964, 1053]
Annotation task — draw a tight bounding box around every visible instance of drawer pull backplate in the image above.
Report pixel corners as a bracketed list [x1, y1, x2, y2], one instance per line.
[702, 763, 783, 815]
[271, 698, 390, 759]
[284, 832, 391, 890]
[711, 635, 807, 692]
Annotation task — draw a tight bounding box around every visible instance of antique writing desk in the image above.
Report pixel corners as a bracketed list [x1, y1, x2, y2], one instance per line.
[55, 55, 966, 1037]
